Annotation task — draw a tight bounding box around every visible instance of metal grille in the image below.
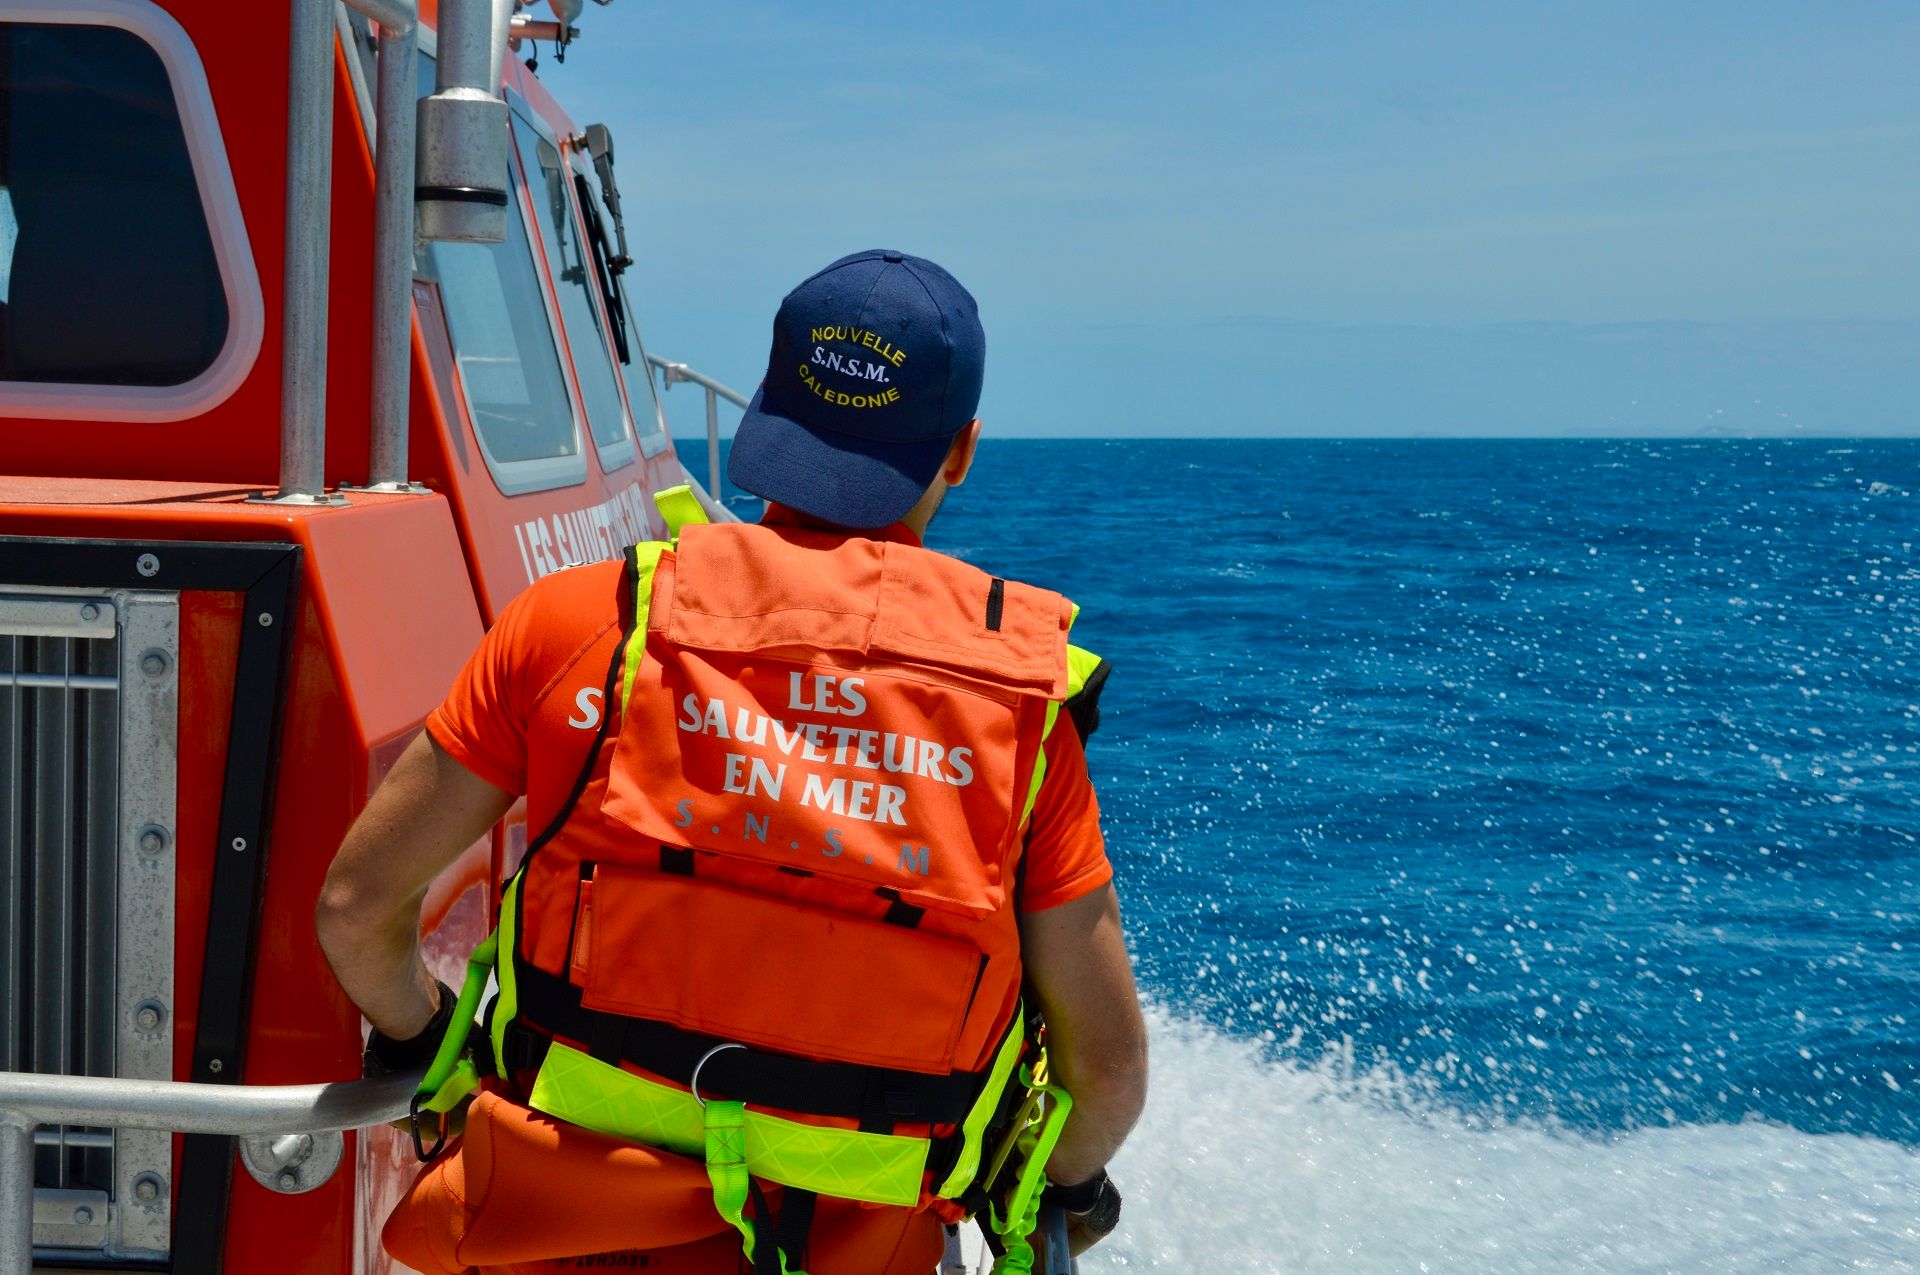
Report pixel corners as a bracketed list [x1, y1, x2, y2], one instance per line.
[2, 621, 120, 1195]
[0, 592, 176, 1260]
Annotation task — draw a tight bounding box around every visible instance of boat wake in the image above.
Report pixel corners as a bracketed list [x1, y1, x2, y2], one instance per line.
[1089, 1008, 1920, 1273]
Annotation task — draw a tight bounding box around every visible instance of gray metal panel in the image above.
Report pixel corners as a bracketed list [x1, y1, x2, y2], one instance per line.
[109, 594, 176, 1258]
[0, 591, 176, 1261]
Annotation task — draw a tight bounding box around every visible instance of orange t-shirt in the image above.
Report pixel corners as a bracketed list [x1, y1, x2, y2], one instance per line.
[428, 551, 1111, 912]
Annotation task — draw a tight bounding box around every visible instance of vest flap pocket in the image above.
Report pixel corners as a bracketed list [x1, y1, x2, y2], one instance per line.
[871, 545, 1070, 696]
[579, 865, 985, 1074]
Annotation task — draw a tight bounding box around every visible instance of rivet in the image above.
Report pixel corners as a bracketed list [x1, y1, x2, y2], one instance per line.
[277, 1171, 300, 1192]
[134, 1000, 165, 1032]
[207, 1058, 223, 1074]
[136, 553, 160, 578]
[138, 825, 170, 855]
[132, 1173, 164, 1203]
[231, 836, 247, 852]
[80, 603, 101, 622]
[140, 650, 169, 678]
[258, 612, 274, 627]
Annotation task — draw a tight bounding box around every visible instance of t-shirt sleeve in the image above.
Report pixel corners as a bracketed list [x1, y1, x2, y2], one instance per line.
[425, 587, 542, 795]
[1017, 714, 1113, 912]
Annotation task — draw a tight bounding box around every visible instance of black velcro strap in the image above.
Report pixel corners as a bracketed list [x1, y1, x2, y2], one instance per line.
[875, 886, 924, 928]
[515, 963, 986, 1126]
[985, 578, 1005, 632]
[658, 845, 695, 876]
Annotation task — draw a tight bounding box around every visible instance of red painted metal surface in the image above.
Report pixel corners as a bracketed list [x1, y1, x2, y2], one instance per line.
[0, 2, 712, 1266]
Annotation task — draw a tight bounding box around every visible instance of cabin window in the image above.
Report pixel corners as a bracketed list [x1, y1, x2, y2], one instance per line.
[0, 22, 228, 388]
[418, 64, 585, 493]
[510, 110, 636, 472]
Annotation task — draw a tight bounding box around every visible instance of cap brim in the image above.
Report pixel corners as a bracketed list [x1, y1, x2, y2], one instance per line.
[728, 386, 953, 529]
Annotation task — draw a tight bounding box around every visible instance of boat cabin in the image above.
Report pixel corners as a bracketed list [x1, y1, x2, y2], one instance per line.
[0, 2, 737, 1268]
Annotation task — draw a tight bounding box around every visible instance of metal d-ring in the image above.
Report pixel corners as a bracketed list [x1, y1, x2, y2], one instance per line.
[689, 1042, 746, 1109]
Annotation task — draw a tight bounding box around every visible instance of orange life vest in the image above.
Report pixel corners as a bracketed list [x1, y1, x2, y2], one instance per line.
[474, 516, 1080, 1221]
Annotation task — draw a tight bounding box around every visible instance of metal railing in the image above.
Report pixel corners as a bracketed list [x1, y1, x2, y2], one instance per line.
[0, 1068, 420, 1273]
[646, 356, 750, 509]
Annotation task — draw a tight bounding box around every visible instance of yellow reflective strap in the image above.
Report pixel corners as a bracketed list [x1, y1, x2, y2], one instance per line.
[489, 876, 524, 1071]
[530, 1043, 930, 1207]
[619, 541, 670, 716]
[652, 484, 710, 544]
[936, 1006, 1027, 1198]
[1065, 643, 1102, 700]
[1020, 735, 1052, 826]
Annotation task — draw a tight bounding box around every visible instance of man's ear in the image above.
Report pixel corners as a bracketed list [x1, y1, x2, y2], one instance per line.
[945, 419, 983, 487]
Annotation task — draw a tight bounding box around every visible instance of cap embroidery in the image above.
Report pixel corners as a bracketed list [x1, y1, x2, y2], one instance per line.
[797, 323, 911, 409]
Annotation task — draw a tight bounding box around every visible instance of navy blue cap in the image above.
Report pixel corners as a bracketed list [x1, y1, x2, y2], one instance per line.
[729, 250, 985, 529]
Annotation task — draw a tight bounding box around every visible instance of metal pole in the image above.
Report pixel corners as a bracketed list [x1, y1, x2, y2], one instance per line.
[706, 388, 722, 504]
[270, 0, 339, 504]
[0, 1115, 33, 1275]
[0, 1071, 419, 1137]
[366, 11, 422, 491]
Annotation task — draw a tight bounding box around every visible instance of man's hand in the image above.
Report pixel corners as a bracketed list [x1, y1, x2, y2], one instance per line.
[316, 732, 513, 1039]
[1020, 884, 1149, 1190]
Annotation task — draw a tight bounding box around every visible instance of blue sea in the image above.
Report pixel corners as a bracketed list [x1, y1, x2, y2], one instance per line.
[685, 438, 1920, 1272]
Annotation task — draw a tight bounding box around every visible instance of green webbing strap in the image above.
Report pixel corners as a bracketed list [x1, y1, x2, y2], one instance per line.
[988, 1067, 1074, 1275]
[414, 930, 500, 1113]
[652, 484, 710, 545]
[705, 1098, 757, 1262]
[704, 1099, 808, 1275]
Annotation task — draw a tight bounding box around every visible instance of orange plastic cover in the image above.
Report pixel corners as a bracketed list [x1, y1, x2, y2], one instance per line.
[600, 523, 1068, 917]
[575, 866, 985, 1072]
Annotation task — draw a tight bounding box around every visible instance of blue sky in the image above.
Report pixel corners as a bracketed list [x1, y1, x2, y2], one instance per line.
[544, 2, 1917, 437]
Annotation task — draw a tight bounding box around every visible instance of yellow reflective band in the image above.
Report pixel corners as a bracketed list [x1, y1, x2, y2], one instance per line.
[652, 484, 709, 543]
[619, 541, 669, 715]
[1065, 643, 1102, 700]
[530, 1043, 931, 1207]
[489, 876, 524, 1070]
[934, 1005, 1026, 1199]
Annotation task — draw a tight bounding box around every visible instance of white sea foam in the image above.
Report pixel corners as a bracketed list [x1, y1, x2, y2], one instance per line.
[1088, 1009, 1920, 1273]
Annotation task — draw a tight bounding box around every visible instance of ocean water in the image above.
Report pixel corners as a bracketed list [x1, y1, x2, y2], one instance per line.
[685, 438, 1920, 1272]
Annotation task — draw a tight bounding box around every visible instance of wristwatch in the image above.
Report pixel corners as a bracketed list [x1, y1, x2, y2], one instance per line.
[362, 980, 456, 1078]
[1043, 1168, 1122, 1238]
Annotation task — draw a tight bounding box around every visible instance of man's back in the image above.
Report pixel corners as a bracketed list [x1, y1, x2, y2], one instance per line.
[318, 250, 1146, 1273]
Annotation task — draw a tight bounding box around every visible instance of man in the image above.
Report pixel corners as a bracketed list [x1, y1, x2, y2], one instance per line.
[317, 250, 1148, 1274]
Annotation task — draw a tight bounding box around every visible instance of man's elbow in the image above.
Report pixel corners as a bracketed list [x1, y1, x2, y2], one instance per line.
[313, 861, 399, 966]
[1066, 1034, 1149, 1126]
[313, 870, 364, 965]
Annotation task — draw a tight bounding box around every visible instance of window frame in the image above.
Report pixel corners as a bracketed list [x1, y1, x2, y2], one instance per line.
[506, 94, 639, 477]
[416, 70, 589, 496]
[573, 159, 672, 460]
[0, 1, 263, 421]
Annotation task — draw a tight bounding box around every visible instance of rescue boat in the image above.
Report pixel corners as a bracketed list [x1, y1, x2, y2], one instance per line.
[0, 2, 1042, 1271]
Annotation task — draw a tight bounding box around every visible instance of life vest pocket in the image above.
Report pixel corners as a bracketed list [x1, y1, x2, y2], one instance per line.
[573, 863, 987, 1074]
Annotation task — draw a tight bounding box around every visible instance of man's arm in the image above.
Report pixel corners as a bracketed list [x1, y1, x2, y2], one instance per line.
[316, 731, 515, 1040]
[1020, 882, 1149, 1185]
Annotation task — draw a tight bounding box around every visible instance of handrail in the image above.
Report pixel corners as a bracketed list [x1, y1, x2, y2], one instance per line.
[646, 356, 751, 509]
[0, 1068, 421, 1273]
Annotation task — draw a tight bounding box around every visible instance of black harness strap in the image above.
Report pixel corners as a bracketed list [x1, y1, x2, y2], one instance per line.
[515, 963, 989, 1127]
